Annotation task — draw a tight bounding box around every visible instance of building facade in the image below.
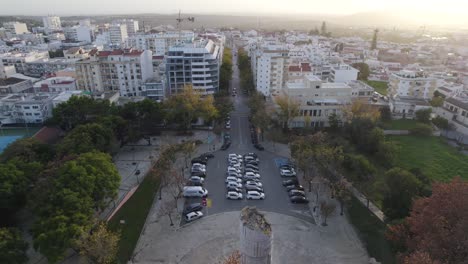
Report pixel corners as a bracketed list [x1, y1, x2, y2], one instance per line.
[126, 31, 195, 56]
[250, 45, 289, 96]
[33, 77, 77, 93]
[75, 48, 154, 97]
[42, 16, 62, 31]
[166, 39, 222, 95]
[389, 70, 437, 100]
[0, 78, 33, 94]
[108, 24, 128, 47]
[63, 26, 92, 43]
[3, 22, 29, 35]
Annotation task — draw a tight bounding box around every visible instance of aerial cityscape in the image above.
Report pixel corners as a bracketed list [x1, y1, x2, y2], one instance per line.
[0, 1, 467, 264]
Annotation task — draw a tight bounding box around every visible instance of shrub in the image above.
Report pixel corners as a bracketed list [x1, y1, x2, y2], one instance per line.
[410, 123, 433, 136]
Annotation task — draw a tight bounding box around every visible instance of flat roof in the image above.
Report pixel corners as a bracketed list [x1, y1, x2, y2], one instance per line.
[0, 77, 27, 86]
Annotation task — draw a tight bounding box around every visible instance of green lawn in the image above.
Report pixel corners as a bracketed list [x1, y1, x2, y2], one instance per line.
[381, 119, 421, 130]
[389, 136, 468, 181]
[365, 80, 388, 95]
[347, 197, 396, 264]
[108, 175, 160, 263]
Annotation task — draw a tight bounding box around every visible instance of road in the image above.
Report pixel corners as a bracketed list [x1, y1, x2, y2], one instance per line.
[185, 47, 313, 222]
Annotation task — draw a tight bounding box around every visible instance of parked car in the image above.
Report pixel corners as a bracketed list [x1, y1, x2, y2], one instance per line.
[227, 172, 242, 178]
[254, 144, 265, 151]
[285, 185, 304, 191]
[183, 186, 208, 198]
[221, 142, 231, 150]
[279, 164, 295, 171]
[191, 171, 206, 177]
[227, 167, 241, 174]
[245, 185, 264, 192]
[245, 164, 259, 170]
[245, 181, 263, 188]
[226, 191, 243, 200]
[244, 168, 259, 174]
[245, 160, 259, 166]
[229, 154, 242, 159]
[189, 176, 204, 184]
[288, 190, 306, 197]
[280, 169, 296, 177]
[226, 186, 242, 193]
[191, 158, 207, 165]
[244, 153, 258, 158]
[185, 211, 203, 222]
[183, 203, 203, 215]
[135, 169, 141, 175]
[201, 153, 215, 159]
[290, 196, 309, 204]
[282, 179, 299, 186]
[226, 176, 242, 183]
[244, 171, 260, 178]
[246, 191, 265, 200]
[226, 181, 242, 188]
[225, 124, 231, 129]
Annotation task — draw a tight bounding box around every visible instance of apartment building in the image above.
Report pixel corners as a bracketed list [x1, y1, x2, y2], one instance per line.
[280, 75, 352, 128]
[144, 77, 166, 101]
[63, 47, 89, 59]
[250, 44, 289, 96]
[108, 24, 128, 47]
[0, 64, 16, 79]
[166, 39, 222, 95]
[42, 16, 61, 31]
[329, 64, 359, 83]
[63, 25, 92, 43]
[126, 31, 195, 56]
[3, 22, 29, 35]
[437, 94, 468, 135]
[33, 77, 76, 93]
[0, 77, 33, 94]
[388, 70, 437, 99]
[24, 58, 79, 77]
[75, 48, 153, 97]
[0, 51, 49, 74]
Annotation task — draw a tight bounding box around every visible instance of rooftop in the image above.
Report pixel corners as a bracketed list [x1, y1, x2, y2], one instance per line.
[446, 97, 468, 110]
[0, 77, 28, 86]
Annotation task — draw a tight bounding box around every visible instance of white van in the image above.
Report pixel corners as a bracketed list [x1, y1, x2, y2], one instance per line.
[183, 186, 208, 198]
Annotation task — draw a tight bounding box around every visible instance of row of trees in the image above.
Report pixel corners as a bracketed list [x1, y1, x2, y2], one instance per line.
[219, 47, 233, 94]
[237, 48, 255, 93]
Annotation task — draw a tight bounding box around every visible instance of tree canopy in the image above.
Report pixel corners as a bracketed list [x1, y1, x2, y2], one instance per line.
[274, 94, 301, 129]
[351, 63, 370, 81]
[57, 123, 116, 156]
[0, 227, 28, 264]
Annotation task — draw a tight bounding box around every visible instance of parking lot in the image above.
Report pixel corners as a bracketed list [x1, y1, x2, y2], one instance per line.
[182, 92, 313, 224]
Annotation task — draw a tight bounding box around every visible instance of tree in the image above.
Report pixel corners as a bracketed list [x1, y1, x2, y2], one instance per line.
[333, 180, 351, 216]
[76, 222, 120, 264]
[165, 85, 218, 130]
[382, 168, 422, 220]
[0, 162, 28, 213]
[159, 199, 177, 226]
[343, 154, 376, 183]
[429, 96, 444, 107]
[328, 113, 341, 131]
[51, 96, 113, 131]
[415, 108, 432, 124]
[274, 94, 300, 129]
[351, 63, 370, 81]
[379, 106, 392, 122]
[431, 116, 449, 130]
[220, 250, 241, 264]
[0, 228, 28, 264]
[1, 138, 54, 164]
[343, 101, 381, 123]
[54, 151, 120, 210]
[57, 123, 116, 156]
[387, 178, 468, 264]
[320, 21, 327, 36]
[371, 28, 379, 50]
[320, 201, 336, 226]
[410, 123, 433, 136]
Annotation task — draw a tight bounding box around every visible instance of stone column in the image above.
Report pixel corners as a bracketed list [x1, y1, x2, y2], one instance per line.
[240, 207, 271, 264]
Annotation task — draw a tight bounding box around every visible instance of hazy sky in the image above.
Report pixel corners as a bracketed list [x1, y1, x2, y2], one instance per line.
[1, 0, 467, 17]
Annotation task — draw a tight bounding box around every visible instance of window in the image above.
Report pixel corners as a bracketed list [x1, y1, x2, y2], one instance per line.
[34, 113, 40, 116]
[23, 106, 30, 109]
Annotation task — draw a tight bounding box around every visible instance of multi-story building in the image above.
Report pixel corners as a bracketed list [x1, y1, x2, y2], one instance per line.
[33, 77, 76, 93]
[108, 24, 128, 47]
[388, 70, 437, 99]
[24, 58, 79, 77]
[63, 25, 92, 43]
[250, 44, 289, 96]
[3, 22, 29, 35]
[124, 19, 139, 36]
[0, 51, 49, 74]
[329, 64, 359, 83]
[279, 75, 352, 128]
[63, 47, 89, 59]
[42, 16, 61, 31]
[75, 48, 153, 97]
[126, 31, 195, 56]
[166, 39, 222, 95]
[437, 94, 468, 136]
[144, 77, 166, 101]
[0, 77, 33, 94]
[0, 64, 16, 79]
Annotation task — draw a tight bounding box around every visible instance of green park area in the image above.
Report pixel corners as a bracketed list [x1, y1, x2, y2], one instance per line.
[365, 80, 388, 95]
[380, 119, 421, 130]
[389, 135, 468, 182]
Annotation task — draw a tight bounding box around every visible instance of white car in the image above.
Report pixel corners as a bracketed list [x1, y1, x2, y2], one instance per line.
[229, 154, 242, 159]
[192, 163, 206, 168]
[189, 176, 204, 183]
[185, 211, 203, 222]
[227, 172, 242, 178]
[226, 181, 242, 188]
[226, 124, 231, 129]
[227, 167, 241, 174]
[226, 176, 242, 183]
[226, 191, 243, 200]
[280, 169, 296, 177]
[245, 181, 263, 188]
[244, 172, 260, 178]
[246, 191, 265, 200]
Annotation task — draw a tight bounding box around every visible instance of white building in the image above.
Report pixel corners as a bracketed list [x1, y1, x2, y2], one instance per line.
[437, 95, 468, 136]
[108, 24, 128, 47]
[280, 75, 352, 128]
[329, 64, 359, 83]
[0, 51, 49, 74]
[144, 77, 166, 101]
[63, 26, 92, 43]
[3, 22, 29, 35]
[0, 77, 33, 94]
[0, 64, 16, 79]
[126, 31, 195, 56]
[0, 93, 55, 124]
[124, 19, 139, 36]
[75, 48, 154, 97]
[42, 16, 61, 31]
[389, 70, 437, 100]
[166, 38, 222, 95]
[33, 77, 76, 93]
[250, 44, 289, 96]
